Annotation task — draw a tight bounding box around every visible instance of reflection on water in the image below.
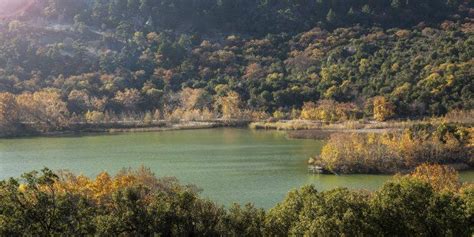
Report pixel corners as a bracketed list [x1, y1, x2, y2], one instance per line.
[0, 128, 472, 208]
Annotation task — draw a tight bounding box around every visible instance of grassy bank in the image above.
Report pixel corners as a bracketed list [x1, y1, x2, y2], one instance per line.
[287, 128, 393, 140]
[0, 120, 251, 138]
[250, 111, 474, 132]
[250, 118, 472, 131]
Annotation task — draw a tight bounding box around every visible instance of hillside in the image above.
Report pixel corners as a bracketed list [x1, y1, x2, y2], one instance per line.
[0, 0, 473, 134]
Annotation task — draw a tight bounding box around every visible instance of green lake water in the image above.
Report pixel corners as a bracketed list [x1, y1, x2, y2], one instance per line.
[0, 128, 473, 208]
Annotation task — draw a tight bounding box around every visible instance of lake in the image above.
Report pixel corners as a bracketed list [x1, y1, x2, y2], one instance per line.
[0, 128, 472, 208]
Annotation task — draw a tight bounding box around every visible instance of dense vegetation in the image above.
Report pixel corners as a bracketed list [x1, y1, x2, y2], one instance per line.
[312, 123, 474, 174]
[0, 165, 472, 236]
[0, 1, 473, 135]
[1, 2, 472, 234]
[33, 0, 471, 35]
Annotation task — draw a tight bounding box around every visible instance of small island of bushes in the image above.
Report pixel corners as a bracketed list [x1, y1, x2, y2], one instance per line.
[309, 123, 473, 174]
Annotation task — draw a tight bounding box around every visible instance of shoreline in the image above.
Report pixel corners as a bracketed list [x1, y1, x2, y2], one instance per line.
[308, 162, 473, 175]
[249, 119, 473, 131]
[2, 119, 472, 139]
[0, 120, 251, 139]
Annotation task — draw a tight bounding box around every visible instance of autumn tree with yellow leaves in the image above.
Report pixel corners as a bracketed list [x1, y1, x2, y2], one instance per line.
[16, 90, 69, 132]
[409, 164, 461, 193]
[316, 124, 472, 174]
[216, 91, 243, 120]
[373, 96, 395, 122]
[300, 100, 360, 122]
[0, 92, 20, 134]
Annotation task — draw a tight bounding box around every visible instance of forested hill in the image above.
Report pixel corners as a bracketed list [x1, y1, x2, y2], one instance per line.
[0, 0, 473, 133]
[20, 0, 472, 34]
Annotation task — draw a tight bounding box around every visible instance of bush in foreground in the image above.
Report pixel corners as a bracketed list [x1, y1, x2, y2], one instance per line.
[0, 165, 472, 236]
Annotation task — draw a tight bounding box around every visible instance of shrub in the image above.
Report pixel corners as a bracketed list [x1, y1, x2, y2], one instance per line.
[316, 124, 472, 173]
[300, 100, 361, 122]
[0, 167, 472, 236]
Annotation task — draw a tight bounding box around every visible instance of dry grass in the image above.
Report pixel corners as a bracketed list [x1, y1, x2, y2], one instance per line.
[249, 113, 473, 132]
[249, 120, 322, 130]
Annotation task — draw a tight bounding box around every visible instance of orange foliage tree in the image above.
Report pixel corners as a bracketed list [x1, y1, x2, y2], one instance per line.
[409, 164, 461, 193]
[53, 166, 194, 204]
[16, 90, 69, 132]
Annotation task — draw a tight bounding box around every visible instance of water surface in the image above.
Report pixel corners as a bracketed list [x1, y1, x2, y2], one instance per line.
[0, 128, 472, 208]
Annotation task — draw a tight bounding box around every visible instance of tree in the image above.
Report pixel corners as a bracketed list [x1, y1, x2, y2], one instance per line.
[67, 90, 92, 114]
[114, 89, 142, 111]
[373, 97, 395, 121]
[222, 203, 265, 236]
[361, 4, 372, 14]
[85, 110, 105, 123]
[326, 9, 337, 24]
[300, 100, 360, 122]
[265, 186, 373, 236]
[16, 90, 69, 132]
[370, 177, 469, 236]
[391, 0, 401, 9]
[217, 91, 242, 120]
[180, 88, 212, 111]
[0, 167, 472, 236]
[0, 92, 19, 134]
[244, 63, 266, 80]
[0, 169, 95, 236]
[410, 164, 460, 193]
[94, 187, 155, 236]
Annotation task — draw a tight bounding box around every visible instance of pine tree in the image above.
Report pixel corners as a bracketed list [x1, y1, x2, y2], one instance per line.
[391, 0, 401, 9]
[361, 4, 371, 15]
[348, 7, 355, 16]
[326, 9, 336, 23]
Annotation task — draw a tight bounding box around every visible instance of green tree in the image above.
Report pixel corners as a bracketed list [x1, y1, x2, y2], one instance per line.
[391, 0, 401, 9]
[222, 203, 265, 236]
[370, 177, 470, 236]
[0, 169, 95, 235]
[326, 9, 337, 24]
